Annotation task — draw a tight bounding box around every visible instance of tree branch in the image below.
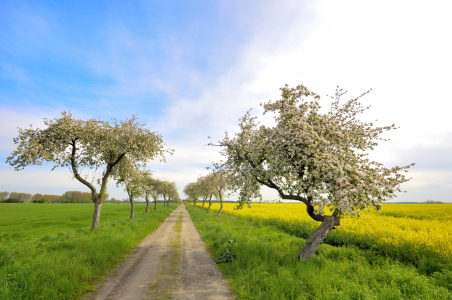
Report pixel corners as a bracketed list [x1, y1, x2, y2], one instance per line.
[70, 139, 97, 199]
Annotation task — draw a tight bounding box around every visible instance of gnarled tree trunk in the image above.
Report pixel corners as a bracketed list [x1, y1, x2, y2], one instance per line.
[298, 215, 340, 260]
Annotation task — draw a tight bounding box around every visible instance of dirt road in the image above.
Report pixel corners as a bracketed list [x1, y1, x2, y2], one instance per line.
[83, 205, 233, 300]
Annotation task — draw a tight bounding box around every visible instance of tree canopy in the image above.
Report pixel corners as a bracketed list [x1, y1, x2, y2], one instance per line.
[6, 112, 172, 229]
[212, 84, 413, 259]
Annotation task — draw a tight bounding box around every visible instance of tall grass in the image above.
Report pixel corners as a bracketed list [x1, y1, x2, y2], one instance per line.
[0, 203, 179, 299]
[187, 205, 452, 299]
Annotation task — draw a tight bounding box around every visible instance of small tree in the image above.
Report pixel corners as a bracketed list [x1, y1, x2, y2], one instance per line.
[183, 182, 201, 208]
[114, 159, 146, 219]
[158, 180, 175, 208]
[167, 182, 179, 205]
[150, 178, 162, 211]
[212, 84, 413, 260]
[210, 170, 233, 215]
[6, 112, 171, 229]
[198, 173, 216, 211]
[141, 170, 156, 213]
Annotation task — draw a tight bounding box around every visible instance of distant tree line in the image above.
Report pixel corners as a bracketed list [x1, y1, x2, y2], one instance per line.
[423, 200, 443, 204]
[0, 191, 108, 203]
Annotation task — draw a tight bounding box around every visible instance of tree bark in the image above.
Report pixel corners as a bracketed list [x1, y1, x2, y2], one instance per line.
[91, 199, 102, 230]
[193, 199, 197, 208]
[145, 195, 149, 213]
[298, 215, 340, 260]
[154, 198, 157, 211]
[130, 197, 135, 219]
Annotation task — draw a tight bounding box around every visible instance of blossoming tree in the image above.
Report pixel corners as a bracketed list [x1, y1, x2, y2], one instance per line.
[158, 180, 178, 207]
[210, 170, 233, 215]
[212, 84, 413, 260]
[114, 158, 146, 219]
[6, 112, 171, 230]
[198, 173, 217, 210]
[183, 181, 201, 208]
[142, 171, 159, 212]
[166, 181, 180, 204]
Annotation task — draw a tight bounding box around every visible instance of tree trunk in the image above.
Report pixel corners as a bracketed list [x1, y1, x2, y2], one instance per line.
[193, 199, 196, 208]
[206, 195, 212, 212]
[91, 199, 102, 230]
[298, 215, 340, 260]
[145, 196, 149, 213]
[201, 198, 206, 210]
[217, 196, 223, 215]
[130, 197, 135, 219]
[154, 198, 157, 211]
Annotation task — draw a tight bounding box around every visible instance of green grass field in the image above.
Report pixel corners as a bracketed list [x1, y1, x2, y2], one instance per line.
[0, 203, 179, 299]
[186, 205, 452, 299]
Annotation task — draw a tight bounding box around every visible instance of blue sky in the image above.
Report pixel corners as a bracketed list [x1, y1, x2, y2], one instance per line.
[1, 0, 451, 202]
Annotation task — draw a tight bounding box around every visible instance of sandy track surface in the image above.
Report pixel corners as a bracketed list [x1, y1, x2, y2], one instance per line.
[174, 206, 233, 300]
[82, 205, 233, 300]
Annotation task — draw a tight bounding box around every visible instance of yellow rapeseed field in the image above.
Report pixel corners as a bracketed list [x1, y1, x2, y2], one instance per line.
[199, 203, 452, 264]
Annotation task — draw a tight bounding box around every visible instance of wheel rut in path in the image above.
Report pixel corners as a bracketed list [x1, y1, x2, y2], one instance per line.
[83, 205, 233, 300]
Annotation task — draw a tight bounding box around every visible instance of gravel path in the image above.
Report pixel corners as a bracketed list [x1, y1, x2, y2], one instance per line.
[82, 205, 233, 300]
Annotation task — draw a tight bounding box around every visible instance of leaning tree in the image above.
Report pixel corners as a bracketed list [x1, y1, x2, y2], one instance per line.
[6, 112, 171, 230]
[212, 84, 413, 260]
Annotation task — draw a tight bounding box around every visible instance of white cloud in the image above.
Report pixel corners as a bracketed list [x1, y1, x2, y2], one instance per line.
[0, 108, 47, 155]
[2, 0, 451, 203]
[156, 0, 452, 202]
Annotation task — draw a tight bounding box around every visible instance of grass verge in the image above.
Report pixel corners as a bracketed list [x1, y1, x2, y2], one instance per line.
[0, 203, 179, 299]
[186, 205, 452, 300]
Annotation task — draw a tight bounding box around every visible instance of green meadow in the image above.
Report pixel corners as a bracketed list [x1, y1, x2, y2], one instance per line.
[0, 203, 178, 299]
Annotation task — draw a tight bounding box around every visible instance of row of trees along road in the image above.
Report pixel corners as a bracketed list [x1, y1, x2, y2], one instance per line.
[184, 171, 234, 215]
[207, 84, 414, 260]
[6, 112, 176, 230]
[115, 160, 180, 219]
